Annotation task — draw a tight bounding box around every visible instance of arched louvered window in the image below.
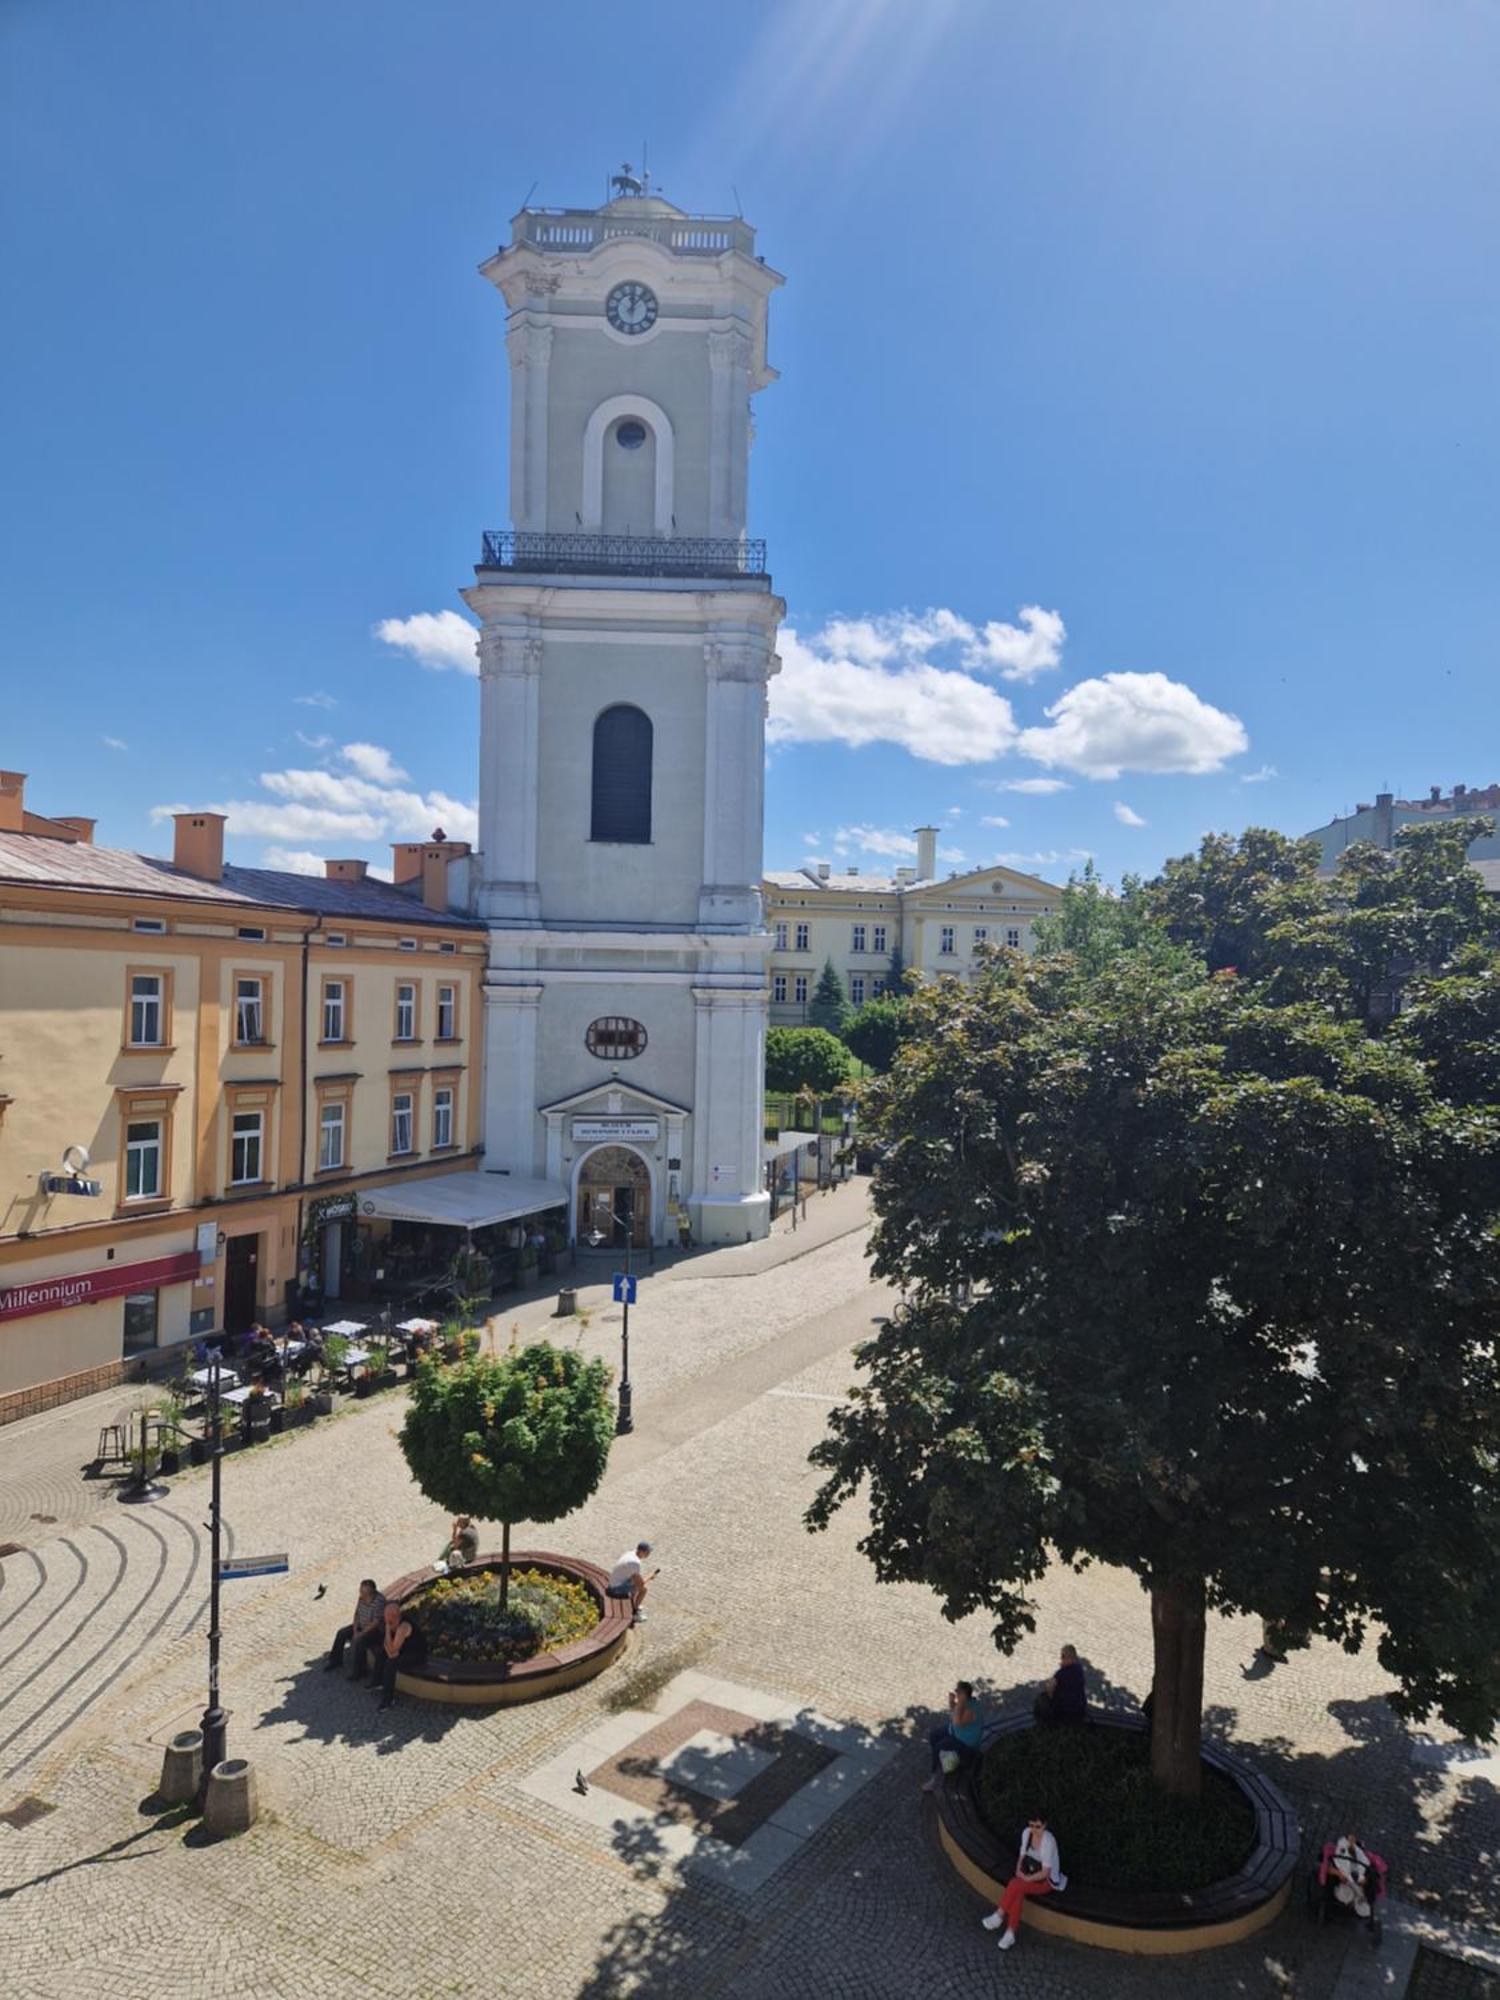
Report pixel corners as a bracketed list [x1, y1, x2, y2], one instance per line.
[590, 704, 653, 844]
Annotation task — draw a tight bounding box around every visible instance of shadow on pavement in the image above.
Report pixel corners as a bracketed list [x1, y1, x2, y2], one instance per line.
[255, 1654, 471, 1757]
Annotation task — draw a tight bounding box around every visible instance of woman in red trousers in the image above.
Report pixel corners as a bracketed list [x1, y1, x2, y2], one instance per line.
[981, 1813, 1067, 1951]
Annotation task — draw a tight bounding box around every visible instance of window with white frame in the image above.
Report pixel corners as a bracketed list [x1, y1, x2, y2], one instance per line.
[873, 924, 887, 953]
[395, 983, 417, 1041]
[793, 974, 808, 1004]
[1006, 927, 1021, 950]
[850, 975, 866, 1006]
[851, 924, 866, 953]
[129, 973, 164, 1046]
[321, 980, 346, 1043]
[435, 983, 457, 1040]
[973, 927, 988, 948]
[432, 1086, 454, 1150]
[391, 1091, 414, 1155]
[772, 973, 787, 1003]
[235, 977, 265, 1045]
[774, 921, 788, 951]
[873, 977, 886, 997]
[794, 921, 809, 951]
[230, 1110, 263, 1185]
[124, 1119, 163, 1200]
[318, 1100, 345, 1171]
[940, 926, 956, 955]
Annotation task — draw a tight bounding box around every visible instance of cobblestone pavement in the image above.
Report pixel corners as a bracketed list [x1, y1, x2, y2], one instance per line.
[1, 1191, 1496, 1998]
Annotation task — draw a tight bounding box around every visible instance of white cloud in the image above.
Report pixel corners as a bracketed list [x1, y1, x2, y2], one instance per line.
[151, 740, 477, 854]
[1113, 802, 1148, 827]
[1018, 673, 1248, 780]
[980, 814, 1011, 828]
[375, 610, 480, 676]
[769, 623, 1018, 766]
[295, 691, 338, 710]
[992, 847, 1095, 871]
[946, 805, 963, 818]
[261, 847, 327, 876]
[964, 605, 1067, 681]
[985, 777, 1073, 795]
[340, 742, 408, 784]
[1241, 763, 1278, 784]
[101, 735, 128, 752]
[295, 730, 333, 751]
[801, 830, 822, 846]
[832, 825, 965, 865]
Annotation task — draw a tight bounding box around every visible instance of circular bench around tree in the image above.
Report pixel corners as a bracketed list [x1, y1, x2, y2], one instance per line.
[933, 1711, 1300, 1956]
[384, 1551, 631, 1706]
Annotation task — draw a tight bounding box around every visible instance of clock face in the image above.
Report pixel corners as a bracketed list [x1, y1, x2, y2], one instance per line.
[605, 281, 659, 336]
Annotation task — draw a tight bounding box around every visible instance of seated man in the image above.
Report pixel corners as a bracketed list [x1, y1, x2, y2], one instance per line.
[605, 1541, 656, 1624]
[437, 1515, 478, 1570]
[325, 1578, 385, 1676]
[373, 1599, 427, 1711]
[1033, 1644, 1087, 1725]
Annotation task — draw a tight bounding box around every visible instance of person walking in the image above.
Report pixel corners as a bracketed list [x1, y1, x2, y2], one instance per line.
[324, 1578, 385, 1675]
[981, 1813, 1067, 1951]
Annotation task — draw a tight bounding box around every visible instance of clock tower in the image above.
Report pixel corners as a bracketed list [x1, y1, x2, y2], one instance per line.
[465, 178, 783, 1246]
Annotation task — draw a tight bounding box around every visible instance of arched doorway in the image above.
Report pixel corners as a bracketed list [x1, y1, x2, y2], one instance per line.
[575, 1145, 652, 1249]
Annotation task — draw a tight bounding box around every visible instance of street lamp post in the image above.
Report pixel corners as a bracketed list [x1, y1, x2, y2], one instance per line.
[587, 1197, 635, 1435]
[196, 1353, 228, 1806]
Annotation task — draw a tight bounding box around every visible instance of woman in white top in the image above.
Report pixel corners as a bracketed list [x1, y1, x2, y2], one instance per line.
[980, 1813, 1067, 1952]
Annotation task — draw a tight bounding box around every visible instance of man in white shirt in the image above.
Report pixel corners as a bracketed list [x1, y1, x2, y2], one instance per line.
[606, 1541, 655, 1624]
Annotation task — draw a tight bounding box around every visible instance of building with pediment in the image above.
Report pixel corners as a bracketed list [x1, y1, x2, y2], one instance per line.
[467, 177, 783, 1247]
[763, 827, 1060, 1024]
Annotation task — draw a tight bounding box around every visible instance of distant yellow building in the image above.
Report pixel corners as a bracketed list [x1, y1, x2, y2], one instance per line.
[763, 826, 1059, 1023]
[0, 773, 486, 1421]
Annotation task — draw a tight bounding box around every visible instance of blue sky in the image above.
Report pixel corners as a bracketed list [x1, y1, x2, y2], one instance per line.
[3, 0, 1497, 888]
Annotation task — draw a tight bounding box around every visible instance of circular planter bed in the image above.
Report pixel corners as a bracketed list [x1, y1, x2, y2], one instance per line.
[935, 1712, 1298, 1955]
[381, 1550, 630, 1707]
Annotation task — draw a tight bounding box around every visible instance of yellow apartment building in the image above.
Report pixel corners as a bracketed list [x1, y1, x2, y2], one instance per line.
[0, 773, 487, 1421]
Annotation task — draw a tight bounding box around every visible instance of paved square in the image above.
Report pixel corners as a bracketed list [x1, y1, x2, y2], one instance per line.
[656, 1725, 781, 1801]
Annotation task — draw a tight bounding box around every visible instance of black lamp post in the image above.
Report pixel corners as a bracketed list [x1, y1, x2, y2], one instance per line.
[586, 1196, 634, 1435]
[195, 1354, 228, 1805]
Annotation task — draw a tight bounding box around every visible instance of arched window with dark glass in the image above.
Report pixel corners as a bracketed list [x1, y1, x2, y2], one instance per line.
[590, 703, 653, 844]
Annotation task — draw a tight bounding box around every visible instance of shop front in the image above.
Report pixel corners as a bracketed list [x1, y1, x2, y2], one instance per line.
[356, 1169, 569, 1308]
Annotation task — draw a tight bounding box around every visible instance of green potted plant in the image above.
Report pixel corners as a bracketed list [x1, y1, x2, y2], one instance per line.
[156, 1393, 185, 1475]
[314, 1335, 348, 1414]
[365, 1337, 390, 1388]
[283, 1376, 312, 1427]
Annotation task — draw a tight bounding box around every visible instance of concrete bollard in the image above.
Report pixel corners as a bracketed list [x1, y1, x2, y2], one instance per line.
[158, 1729, 203, 1805]
[555, 1287, 577, 1317]
[203, 1757, 258, 1837]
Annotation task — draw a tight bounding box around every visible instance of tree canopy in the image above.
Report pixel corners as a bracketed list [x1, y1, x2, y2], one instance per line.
[766, 1024, 855, 1094]
[809, 826, 1500, 1797]
[843, 992, 913, 1073]
[808, 957, 853, 1036]
[401, 1342, 614, 1606]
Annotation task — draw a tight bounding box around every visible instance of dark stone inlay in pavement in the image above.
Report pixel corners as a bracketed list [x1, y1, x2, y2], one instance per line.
[590, 1698, 836, 1849]
[0, 1794, 56, 1829]
[1408, 1947, 1500, 1999]
[0, 1543, 24, 1560]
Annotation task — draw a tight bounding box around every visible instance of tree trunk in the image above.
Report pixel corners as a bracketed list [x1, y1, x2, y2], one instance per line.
[1149, 1574, 1206, 1801]
[499, 1518, 511, 1612]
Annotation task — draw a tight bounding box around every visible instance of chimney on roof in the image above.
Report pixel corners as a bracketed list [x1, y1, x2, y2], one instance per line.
[915, 826, 938, 879]
[52, 816, 95, 844]
[172, 810, 226, 883]
[1430, 786, 1442, 802]
[1454, 783, 1467, 800]
[0, 771, 25, 834]
[393, 835, 472, 912]
[325, 858, 369, 883]
[895, 866, 915, 884]
[815, 862, 830, 881]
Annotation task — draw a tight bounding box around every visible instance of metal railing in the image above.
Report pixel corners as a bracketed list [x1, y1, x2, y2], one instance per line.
[511, 208, 756, 258]
[479, 530, 767, 579]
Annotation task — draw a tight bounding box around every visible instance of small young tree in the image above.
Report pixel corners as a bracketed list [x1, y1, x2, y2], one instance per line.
[843, 992, 912, 1073]
[766, 1025, 854, 1094]
[400, 1342, 614, 1609]
[808, 957, 852, 1035]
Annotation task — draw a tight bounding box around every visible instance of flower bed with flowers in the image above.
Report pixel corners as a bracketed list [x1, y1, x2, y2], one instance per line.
[409, 1566, 600, 1665]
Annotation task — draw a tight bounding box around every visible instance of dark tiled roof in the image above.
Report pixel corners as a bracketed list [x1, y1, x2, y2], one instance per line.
[0, 831, 482, 929]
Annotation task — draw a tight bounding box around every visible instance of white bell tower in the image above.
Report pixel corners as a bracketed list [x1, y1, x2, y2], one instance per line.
[466, 174, 784, 1247]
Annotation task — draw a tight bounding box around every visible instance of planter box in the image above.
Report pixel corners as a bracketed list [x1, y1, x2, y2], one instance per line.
[311, 1391, 334, 1416]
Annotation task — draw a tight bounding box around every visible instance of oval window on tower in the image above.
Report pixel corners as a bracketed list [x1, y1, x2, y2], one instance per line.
[585, 1017, 648, 1061]
[615, 419, 648, 450]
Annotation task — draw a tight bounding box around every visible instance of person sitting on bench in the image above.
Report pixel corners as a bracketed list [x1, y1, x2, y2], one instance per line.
[325, 1578, 384, 1676]
[605, 1541, 656, 1623]
[1033, 1644, 1087, 1724]
[922, 1679, 984, 1792]
[374, 1599, 427, 1711]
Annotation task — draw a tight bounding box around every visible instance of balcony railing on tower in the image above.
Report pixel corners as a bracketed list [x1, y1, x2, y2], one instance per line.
[509, 208, 757, 259]
[479, 530, 768, 579]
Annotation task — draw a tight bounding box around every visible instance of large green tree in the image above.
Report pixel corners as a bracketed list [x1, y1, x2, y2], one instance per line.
[401, 1342, 614, 1608]
[843, 992, 912, 1073]
[766, 1025, 855, 1094]
[809, 913, 1500, 1798]
[808, 957, 853, 1035]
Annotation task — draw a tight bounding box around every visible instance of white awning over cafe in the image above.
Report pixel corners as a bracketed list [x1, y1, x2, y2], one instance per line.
[358, 1171, 567, 1232]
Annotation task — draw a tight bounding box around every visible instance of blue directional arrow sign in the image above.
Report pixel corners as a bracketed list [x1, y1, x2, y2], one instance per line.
[612, 1272, 637, 1306]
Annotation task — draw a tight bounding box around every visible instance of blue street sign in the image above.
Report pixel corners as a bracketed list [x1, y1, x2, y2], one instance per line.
[219, 1553, 289, 1580]
[612, 1272, 637, 1306]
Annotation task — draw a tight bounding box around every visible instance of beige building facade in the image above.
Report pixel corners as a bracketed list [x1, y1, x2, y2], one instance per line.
[763, 826, 1059, 1024]
[0, 777, 487, 1420]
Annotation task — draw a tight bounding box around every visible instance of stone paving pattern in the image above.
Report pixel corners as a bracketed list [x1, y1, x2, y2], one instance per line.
[0, 1181, 1496, 1997]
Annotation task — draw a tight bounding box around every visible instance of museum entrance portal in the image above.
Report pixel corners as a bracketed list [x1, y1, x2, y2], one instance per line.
[576, 1146, 652, 1250]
